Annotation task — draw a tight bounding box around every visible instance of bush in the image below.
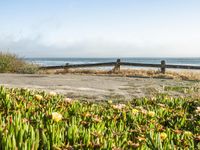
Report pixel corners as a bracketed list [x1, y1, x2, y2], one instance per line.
[0, 52, 39, 73]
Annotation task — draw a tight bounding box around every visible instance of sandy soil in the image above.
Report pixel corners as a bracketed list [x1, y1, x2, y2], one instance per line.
[0, 73, 199, 101]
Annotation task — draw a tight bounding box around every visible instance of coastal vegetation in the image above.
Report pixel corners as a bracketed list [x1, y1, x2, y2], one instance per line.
[42, 68, 200, 81]
[0, 52, 38, 74]
[0, 52, 200, 81]
[0, 86, 199, 149]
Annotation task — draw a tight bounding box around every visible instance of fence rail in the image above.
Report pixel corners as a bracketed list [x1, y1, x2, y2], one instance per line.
[39, 59, 200, 74]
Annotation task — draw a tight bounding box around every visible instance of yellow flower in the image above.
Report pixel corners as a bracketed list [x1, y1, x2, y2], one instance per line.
[160, 132, 167, 140]
[136, 136, 146, 142]
[49, 91, 57, 96]
[83, 112, 91, 117]
[132, 109, 139, 114]
[150, 96, 156, 100]
[195, 107, 200, 114]
[184, 131, 193, 136]
[127, 141, 140, 148]
[52, 112, 63, 122]
[6, 94, 10, 99]
[141, 109, 147, 115]
[112, 104, 126, 110]
[157, 103, 165, 108]
[92, 115, 102, 123]
[64, 98, 73, 103]
[35, 94, 43, 100]
[108, 100, 112, 104]
[173, 129, 182, 134]
[148, 111, 155, 117]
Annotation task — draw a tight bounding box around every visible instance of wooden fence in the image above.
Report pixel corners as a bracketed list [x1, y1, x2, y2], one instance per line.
[39, 59, 200, 74]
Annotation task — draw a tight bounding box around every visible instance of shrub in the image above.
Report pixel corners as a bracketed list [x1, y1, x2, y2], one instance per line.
[0, 52, 39, 74]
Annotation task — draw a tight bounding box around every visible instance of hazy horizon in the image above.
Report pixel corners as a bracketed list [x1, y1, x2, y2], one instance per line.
[24, 56, 200, 59]
[1, 0, 200, 57]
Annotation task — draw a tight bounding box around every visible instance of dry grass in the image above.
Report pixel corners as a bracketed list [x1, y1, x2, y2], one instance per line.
[0, 52, 39, 73]
[39, 67, 200, 81]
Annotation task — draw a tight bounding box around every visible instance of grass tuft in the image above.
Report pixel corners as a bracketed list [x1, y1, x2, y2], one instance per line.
[40, 68, 200, 81]
[0, 52, 38, 74]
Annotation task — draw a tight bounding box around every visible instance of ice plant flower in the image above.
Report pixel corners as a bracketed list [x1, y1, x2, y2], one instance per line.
[132, 109, 139, 114]
[112, 104, 126, 110]
[52, 112, 63, 122]
[173, 129, 182, 134]
[136, 136, 146, 142]
[195, 107, 200, 114]
[184, 131, 193, 136]
[64, 98, 73, 103]
[35, 94, 43, 100]
[49, 91, 57, 96]
[141, 109, 147, 115]
[6, 94, 10, 99]
[127, 141, 140, 148]
[148, 111, 155, 117]
[83, 112, 92, 117]
[92, 115, 102, 123]
[108, 100, 112, 104]
[195, 135, 200, 141]
[160, 132, 167, 140]
[157, 103, 166, 108]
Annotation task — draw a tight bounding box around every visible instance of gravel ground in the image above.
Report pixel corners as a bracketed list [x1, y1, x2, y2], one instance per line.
[0, 73, 199, 101]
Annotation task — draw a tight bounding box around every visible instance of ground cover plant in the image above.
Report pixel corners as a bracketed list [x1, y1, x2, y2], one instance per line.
[0, 86, 199, 150]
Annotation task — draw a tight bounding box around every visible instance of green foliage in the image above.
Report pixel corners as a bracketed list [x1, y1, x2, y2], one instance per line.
[164, 85, 200, 94]
[0, 52, 38, 73]
[0, 87, 199, 149]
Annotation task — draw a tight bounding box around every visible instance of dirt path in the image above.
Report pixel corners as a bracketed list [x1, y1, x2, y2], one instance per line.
[0, 73, 199, 101]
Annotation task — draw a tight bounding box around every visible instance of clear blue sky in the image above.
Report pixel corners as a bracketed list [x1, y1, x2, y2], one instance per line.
[0, 0, 200, 57]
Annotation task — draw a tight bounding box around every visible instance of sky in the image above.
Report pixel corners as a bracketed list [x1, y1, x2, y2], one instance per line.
[0, 0, 200, 58]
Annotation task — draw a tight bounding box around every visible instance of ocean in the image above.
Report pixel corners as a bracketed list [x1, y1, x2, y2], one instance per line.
[25, 57, 200, 67]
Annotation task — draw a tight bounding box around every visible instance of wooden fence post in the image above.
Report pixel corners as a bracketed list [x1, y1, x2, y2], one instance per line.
[64, 63, 69, 71]
[112, 59, 121, 73]
[161, 60, 166, 74]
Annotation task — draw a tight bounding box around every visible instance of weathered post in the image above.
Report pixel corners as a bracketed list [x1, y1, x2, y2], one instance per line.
[112, 59, 121, 73]
[161, 60, 166, 74]
[64, 63, 69, 72]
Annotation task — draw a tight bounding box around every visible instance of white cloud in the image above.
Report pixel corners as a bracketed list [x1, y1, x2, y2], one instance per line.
[0, 23, 200, 58]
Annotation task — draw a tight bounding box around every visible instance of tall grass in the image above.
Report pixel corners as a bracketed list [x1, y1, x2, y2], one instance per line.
[41, 68, 200, 81]
[0, 52, 38, 74]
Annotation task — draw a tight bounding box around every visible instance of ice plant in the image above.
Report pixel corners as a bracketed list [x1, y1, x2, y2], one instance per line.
[112, 104, 126, 110]
[52, 112, 63, 122]
[132, 108, 139, 114]
[35, 94, 43, 100]
[195, 107, 200, 114]
[108, 100, 113, 104]
[0, 86, 199, 149]
[127, 141, 140, 148]
[160, 132, 167, 140]
[157, 103, 165, 107]
[49, 91, 57, 96]
[92, 115, 102, 123]
[147, 111, 155, 117]
[64, 97, 73, 103]
[184, 131, 193, 136]
[141, 109, 147, 115]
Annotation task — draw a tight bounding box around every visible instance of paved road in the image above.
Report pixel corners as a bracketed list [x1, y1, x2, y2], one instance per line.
[0, 73, 198, 101]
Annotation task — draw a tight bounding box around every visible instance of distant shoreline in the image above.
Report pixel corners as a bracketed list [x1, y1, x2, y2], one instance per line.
[24, 57, 200, 67]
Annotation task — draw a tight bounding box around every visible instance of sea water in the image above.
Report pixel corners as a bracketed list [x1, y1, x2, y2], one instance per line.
[25, 57, 200, 67]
